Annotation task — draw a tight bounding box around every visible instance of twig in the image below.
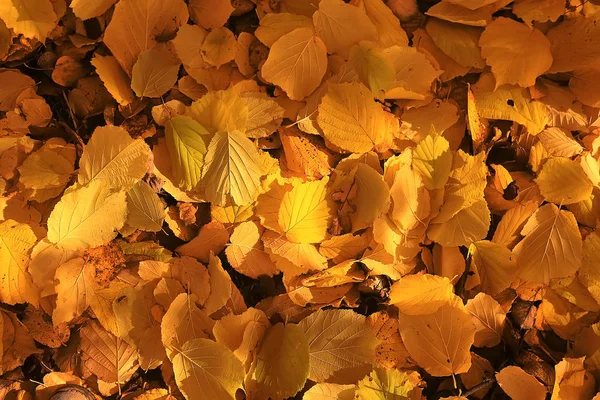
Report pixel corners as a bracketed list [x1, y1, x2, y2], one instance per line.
[463, 377, 496, 397]
[455, 254, 472, 299]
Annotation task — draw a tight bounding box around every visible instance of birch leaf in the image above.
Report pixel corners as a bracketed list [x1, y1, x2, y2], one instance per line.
[298, 309, 379, 382]
[131, 46, 181, 98]
[201, 130, 264, 206]
[479, 18, 553, 88]
[261, 27, 328, 101]
[47, 181, 128, 251]
[399, 299, 476, 377]
[171, 338, 244, 400]
[78, 125, 151, 189]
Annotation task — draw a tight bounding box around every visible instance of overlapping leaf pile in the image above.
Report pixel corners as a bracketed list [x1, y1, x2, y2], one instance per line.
[1, 0, 600, 399]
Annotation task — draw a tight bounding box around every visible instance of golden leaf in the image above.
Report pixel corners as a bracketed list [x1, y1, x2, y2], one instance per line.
[171, 338, 244, 400]
[399, 298, 476, 377]
[298, 309, 379, 382]
[261, 27, 328, 101]
[514, 204, 582, 284]
[389, 274, 455, 315]
[78, 125, 151, 189]
[201, 130, 264, 206]
[479, 18, 553, 88]
[466, 292, 506, 347]
[79, 319, 139, 384]
[104, 0, 188, 73]
[496, 366, 547, 400]
[47, 181, 128, 251]
[131, 45, 181, 98]
[0, 220, 39, 306]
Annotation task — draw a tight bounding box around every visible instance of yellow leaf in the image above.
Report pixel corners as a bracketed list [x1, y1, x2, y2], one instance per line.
[546, 13, 600, 74]
[204, 253, 244, 316]
[125, 181, 166, 232]
[304, 383, 355, 400]
[479, 18, 552, 88]
[0, 220, 39, 306]
[188, 0, 234, 29]
[213, 308, 270, 367]
[78, 125, 151, 189]
[0, 70, 35, 112]
[382, 49, 437, 101]
[91, 54, 135, 106]
[514, 204, 582, 284]
[319, 233, 368, 264]
[176, 221, 230, 263]
[347, 164, 391, 231]
[17, 147, 72, 195]
[298, 309, 379, 383]
[552, 357, 596, 400]
[538, 128, 583, 158]
[211, 204, 254, 225]
[164, 115, 210, 192]
[280, 126, 335, 179]
[579, 231, 600, 305]
[399, 298, 476, 376]
[313, 0, 377, 56]
[469, 240, 517, 295]
[47, 181, 128, 251]
[389, 274, 455, 315]
[171, 338, 244, 400]
[202, 130, 263, 206]
[536, 157, 593, 205]
[225, 221, 280, 279]
[389, 164, 430, 231]
[513, 0, 564, 25]
[491, 201, 539, 249]
[261, 27, 328, 101]
[472, 73, 549, 134]
[263, 230, 328, 275]
[186, 88, 247, 134]
[433, 151, 487, 223]
[71, 0, 118, 20]
[52, 250, 123, 335]
[278, 178, 331, 243]
[248, 323, 309, 400]
[255, 13, 313, 47]
[426, 19, 485, 68]
[425, 2, 494, 27]
[161, 293, 214, 357]
[243, 93, 285, 138]
[496, 367, 546, 400]
[348, 41, 396, 97]
[466, 293, 506, 347]
[200, 27, 237, 68]
[428, 200, 490, 247]
[354, 0, 409, 48]
[0, 0, 57, 40]
[569, 63, 600, 108]
[104, 0, 188, 73]
[30, 238, 80, 297]
[400, 100, 460, 142]
[318, 82, 396, 153]
[131, 45, 180, 98]
[79, 319, 139, 384]
[412, 28, 470, 82]
[355, 368, 422, 399]
[412, 133, 453, 190]
[113, 283, 166, 370]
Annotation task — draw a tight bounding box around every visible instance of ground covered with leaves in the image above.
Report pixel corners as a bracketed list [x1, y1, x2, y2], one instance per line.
[1, 0, 600, 399]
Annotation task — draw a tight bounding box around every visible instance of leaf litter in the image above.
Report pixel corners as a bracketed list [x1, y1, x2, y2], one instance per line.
[0, 0, 600, 399]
